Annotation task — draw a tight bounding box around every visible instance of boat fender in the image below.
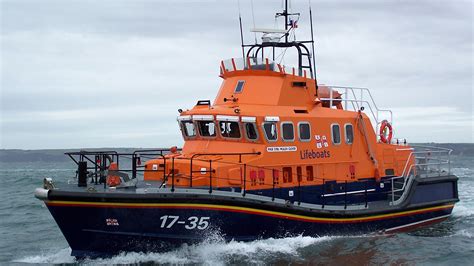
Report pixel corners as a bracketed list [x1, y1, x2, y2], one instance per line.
[379, 120, 393, 144]
[34, 188, 49, 200]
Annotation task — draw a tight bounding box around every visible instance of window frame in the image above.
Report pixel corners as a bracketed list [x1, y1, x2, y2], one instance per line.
[244, 122, 259, 142]
[197, 120, 217, 139]
[280, 121, 295, 142]
[297, 122, 311, 142]
[180, 120, 197, 139]
[344, 123, 354, 144]
[331, 123, 341, 145]
[218, 120, 242, 140]
[262, 122, 278, 142]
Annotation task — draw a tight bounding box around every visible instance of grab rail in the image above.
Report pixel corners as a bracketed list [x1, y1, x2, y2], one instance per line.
[389, 145, 452, 205]
[320, 86, 393, 137]
[66, 149, 377, 208]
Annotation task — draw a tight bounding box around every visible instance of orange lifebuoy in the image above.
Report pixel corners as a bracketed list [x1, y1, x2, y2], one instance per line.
[379, 120, 393, 144]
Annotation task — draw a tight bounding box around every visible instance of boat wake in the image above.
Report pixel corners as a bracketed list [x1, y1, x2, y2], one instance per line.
[13, 235, 333, 265]
[452, 167, 474, 218]
[12, 248, 75, 264]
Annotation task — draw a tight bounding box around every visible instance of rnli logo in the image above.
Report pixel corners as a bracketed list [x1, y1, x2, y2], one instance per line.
[315, 135, 329, 149]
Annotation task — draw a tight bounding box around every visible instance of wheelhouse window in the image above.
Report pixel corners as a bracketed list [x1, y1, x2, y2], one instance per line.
[298, 122, 311, 141]
[262, 122, 278, 142]
[197, 121, 216, 137]
[234, 80, 245, 93]
[244, 122, 259, 141]
[331, 124, 341, 144]
[219, 121, 241, 138]
[345, 124, 354, 144]
[181, 121, 196, 137]
[281, 122, 294, 141]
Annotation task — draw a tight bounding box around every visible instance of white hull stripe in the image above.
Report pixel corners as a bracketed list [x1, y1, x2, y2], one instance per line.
[321, 189, 376, 197]
[384, 214, 451, 233]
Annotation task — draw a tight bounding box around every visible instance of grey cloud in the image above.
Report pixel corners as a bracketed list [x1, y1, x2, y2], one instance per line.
[1, 0, 472, 148]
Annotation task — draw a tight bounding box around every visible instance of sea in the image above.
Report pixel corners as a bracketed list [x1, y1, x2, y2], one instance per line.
[0, 146, 473, 265]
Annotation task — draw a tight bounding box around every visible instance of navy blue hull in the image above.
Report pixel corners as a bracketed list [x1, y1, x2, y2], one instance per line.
[46, 201, 454, 258]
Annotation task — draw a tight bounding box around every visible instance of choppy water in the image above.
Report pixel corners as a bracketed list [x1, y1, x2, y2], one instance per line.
[0, 155, 473, 265]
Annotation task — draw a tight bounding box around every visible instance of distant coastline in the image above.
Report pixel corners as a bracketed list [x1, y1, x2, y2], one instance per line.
[1, 144, 473, 162]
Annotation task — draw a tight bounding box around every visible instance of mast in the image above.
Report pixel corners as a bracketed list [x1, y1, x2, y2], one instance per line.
[276, 0, 291, 43]
[239, 15, 245, 65]
[240, 0, 317, 82]
[309, 1, 319, 95]
[284, 0, 289, 43]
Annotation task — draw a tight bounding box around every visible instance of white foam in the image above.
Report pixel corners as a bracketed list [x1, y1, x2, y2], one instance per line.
[455, 229, 473, 238]
[13, 248, 75, 264]
[87, 235, 333, 265]
[13, 235, 332, 265]
[451, 167, 473, 177]
[452, 204, 474, 218]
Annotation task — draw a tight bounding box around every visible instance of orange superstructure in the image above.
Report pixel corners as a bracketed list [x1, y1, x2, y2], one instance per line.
[144, 58, 413, 191]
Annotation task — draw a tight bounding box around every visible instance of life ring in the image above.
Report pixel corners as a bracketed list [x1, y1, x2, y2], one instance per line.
[379, 120, 393, 144]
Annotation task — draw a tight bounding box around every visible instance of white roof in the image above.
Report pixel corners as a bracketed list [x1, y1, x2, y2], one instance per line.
[193, 115, 214, 121]
[265, 116, 280, 122]
[241, 116, 257, 123]
[177, 115, 192, 121]
[216, 115, 240, 122]
[251, 28, 287, 34]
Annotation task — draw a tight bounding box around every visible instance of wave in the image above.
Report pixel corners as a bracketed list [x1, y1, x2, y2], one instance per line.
[13, 235, 334, 265]
[12, 248, 75, 264]
[454, 229, 473, 239]
[89, 235, 333, 265]
[452, 204, 474, 218]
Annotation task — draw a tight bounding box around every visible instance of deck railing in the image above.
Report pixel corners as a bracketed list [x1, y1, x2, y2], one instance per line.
[220, 57, 313, 79]
[66, 149, 377, 209]
[320, 86, 393, 137]
[389, 145, 453, 205]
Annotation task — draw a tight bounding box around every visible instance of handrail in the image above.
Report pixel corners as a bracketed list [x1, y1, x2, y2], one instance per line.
[322, 86, 393, 137]
[157, 155, 373, 207]
[66, 149, 177, 187]
[67, 149, 377, 208]
[389, 145, 452, 205]
[189, 152, 261, 188]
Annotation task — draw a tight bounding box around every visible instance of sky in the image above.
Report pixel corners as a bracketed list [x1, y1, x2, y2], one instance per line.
[0, 0, 473, 149]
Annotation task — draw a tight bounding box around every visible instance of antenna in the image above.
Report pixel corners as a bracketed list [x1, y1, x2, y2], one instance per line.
[275, 0, 300, 44]
[240, 0, 314, 80]
[309, 0, 319, 95]
[238, 0, 245, 66]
